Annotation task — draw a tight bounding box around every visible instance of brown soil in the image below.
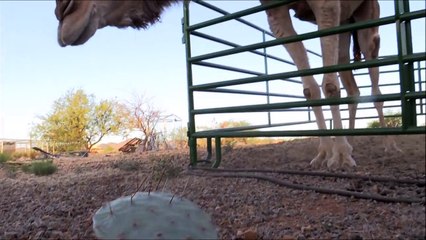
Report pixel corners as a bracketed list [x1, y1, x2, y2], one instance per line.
[0, 135, 425, 239]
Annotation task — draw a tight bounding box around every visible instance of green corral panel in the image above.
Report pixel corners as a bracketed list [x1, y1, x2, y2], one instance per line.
[183, 0, 426, 167]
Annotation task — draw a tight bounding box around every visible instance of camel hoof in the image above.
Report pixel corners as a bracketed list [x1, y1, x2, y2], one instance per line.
[326, 153, 356, 170]
[342, 157, 357, 169]
[326, 157, 340, 169]
[310, 151, 328, 168]
[384, 145, 403, 154]
[384, 136, 403, 153]
[309, 158, 322, 168]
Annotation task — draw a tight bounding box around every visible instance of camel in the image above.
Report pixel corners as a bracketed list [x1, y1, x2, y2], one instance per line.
[54, 0, 394, 168]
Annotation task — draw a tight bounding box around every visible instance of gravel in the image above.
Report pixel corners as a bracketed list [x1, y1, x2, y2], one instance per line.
[0, 135, 425, 239]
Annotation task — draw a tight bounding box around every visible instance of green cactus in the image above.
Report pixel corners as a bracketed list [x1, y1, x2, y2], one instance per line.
[92, 191, 218, 239]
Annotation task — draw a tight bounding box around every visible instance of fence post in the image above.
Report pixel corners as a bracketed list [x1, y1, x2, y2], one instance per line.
[263, 30, 272, 126]
[395, 0, 417, 128]
[183, 1, 198, 166]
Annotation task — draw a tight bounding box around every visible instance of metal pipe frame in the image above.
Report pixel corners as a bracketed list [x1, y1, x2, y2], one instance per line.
[183, 0, 426, 167]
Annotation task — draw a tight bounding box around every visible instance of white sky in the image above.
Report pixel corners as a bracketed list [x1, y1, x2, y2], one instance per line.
[0, 1, 425, 141]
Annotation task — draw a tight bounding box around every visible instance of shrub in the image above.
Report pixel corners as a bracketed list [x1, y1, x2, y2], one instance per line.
[11, 152, 25, 159]
[151, 158, 182, 181]
[0, 153, 12, 163]
[102, 145, 116, 154]
[21, 160, 57, 176]
[168, 127, 188, 149]
[367, 111, 402, 128]
[11, 151, 36, 160]
[111, 159, 140, 171]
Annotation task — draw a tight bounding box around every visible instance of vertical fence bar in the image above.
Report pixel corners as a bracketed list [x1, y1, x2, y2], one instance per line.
[395, 0, 417, 128]
[263, 30, 272, 125]
[417, 61, 424, 115]
[213, 137, 222, 168]
[206, 137, 212, 160]
[183, 2, 198, 166]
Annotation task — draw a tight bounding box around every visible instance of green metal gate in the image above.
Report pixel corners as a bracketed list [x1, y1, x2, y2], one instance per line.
[183, 0, 426, 167]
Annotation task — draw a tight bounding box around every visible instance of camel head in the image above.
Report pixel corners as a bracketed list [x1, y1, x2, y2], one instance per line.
[55, 0, 177, 47]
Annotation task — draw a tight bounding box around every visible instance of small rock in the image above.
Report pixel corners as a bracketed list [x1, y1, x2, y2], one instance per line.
[349, 233, 363, 240]
[296, 234, 306, 240]
[236, 229, 257, 240]
[34, 230, 45, 239]
[301, 225, 312, 233]
[282, 235, 295, 240]
[50, 230, 64, 240]
[331, 232, 341, 239]
[371, 185, 380, 194]
[3, 232, 18, 240]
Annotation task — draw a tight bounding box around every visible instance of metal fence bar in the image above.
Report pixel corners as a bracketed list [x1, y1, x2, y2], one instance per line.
[190, 93, 420, 115]
[197, 88, 305, 99]
[188, 0, 298, 31]
[190, 55, 425, 91]
[183, 3, 198, 163]
[189, 16, 396, 63]
[193, 61, 303, 85]
[192, 0, 275, 37]
[189, 10, 425, 64]
[417, 61, 425, 114]
[196, 113, 420, 135]
[396, 0, 417, 129]
[194, 58, 425, 91]
[192, 0, 322, 58]
[191, 31, 295, 65]
[192, 127, 424, 138]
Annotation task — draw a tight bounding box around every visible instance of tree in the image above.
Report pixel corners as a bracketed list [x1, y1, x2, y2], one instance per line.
[367, 111, 402, 128]
[124, 94, 166, 152]
[32, 89, 126, 152]
[218, 120, 250, 148]
[168, 126, 188, 149]
[218, 120, 250, 129]
[84, 99, 128, 150]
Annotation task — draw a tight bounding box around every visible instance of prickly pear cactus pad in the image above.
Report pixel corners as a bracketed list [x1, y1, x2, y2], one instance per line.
[92, 192, 218, 239]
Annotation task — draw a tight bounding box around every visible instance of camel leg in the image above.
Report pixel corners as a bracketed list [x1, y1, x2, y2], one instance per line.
[353, 1, 402, 153]
[357, 29, 402, 153]
[262, 3, 333, 167]
[308, 0, 356, 169]
[338, 31, 360, 130]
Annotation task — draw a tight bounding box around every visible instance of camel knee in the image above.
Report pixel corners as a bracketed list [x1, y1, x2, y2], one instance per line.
[374, 101, 384, 110]
[348, 88, 360, 98]
[303, 87, 321, 100]
[353, 89, 360, 98]
[323, 83, 340, 98]
[371, 34, 380, 59]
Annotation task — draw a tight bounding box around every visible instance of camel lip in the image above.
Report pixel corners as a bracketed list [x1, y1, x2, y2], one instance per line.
[58, 22, 91, 47]
[57, 23, 67, 47]
[57, 7, 98, 47]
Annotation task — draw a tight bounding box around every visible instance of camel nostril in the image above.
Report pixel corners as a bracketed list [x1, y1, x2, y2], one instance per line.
[55, 0, 75, 21]
[63, 0, 75, 17]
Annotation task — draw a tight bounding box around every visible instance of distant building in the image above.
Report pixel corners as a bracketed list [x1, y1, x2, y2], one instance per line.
[1, 141, 16, 154]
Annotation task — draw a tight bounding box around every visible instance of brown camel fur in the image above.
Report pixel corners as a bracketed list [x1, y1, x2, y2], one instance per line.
[55, 0, 398, 168]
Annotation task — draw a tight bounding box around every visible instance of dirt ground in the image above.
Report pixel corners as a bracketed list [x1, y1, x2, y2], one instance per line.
[0, 135, 425, 239]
